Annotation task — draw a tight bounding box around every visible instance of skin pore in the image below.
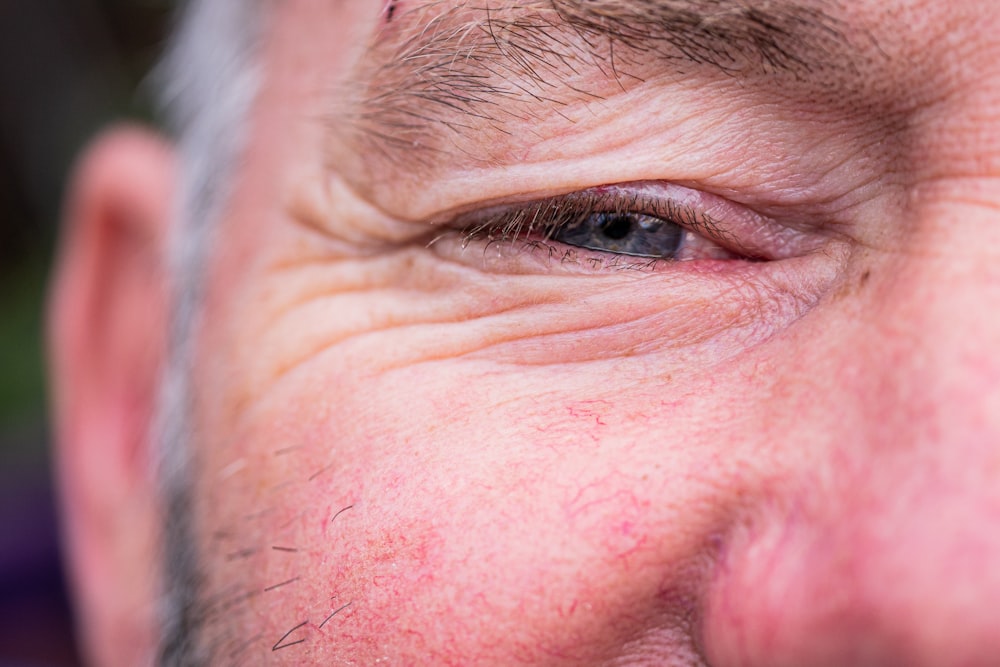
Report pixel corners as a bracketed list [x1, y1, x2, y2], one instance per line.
[51, 0, 1000, 665]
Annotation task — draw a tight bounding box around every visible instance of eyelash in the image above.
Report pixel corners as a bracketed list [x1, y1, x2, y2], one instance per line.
[443, 186, 745, 266]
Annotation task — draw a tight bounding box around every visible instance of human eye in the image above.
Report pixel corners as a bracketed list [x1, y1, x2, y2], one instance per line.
[430, 181, 811, 273]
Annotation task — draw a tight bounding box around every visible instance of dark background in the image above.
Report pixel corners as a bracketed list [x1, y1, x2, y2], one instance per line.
[1, 2, 173, 664]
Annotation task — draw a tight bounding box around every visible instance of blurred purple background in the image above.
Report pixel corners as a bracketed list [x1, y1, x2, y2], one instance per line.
[1, 1, 172, 664]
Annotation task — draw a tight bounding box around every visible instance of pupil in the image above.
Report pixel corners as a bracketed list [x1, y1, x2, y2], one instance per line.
[599, 215, 632, 240]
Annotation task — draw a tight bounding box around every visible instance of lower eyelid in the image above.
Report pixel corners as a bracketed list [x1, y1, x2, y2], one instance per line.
[420, 243, 838, 366]
[452, 231, 672, 273]
[456, 254, 844, 367]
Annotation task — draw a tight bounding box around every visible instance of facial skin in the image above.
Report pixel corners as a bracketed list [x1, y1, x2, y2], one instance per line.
[50, 0, 1000, 665]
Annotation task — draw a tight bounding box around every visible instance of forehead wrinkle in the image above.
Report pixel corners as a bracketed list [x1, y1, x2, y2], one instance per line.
[327, 0, 868, 178]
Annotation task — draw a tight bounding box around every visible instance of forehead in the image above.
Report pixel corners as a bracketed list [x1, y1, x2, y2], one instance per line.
[267, 0, 981, 142]
[268, 0, 980, 74]
[244, 0, 1000, 214]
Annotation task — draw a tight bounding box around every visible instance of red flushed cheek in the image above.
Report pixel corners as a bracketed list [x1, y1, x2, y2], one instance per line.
[190, 316, 794, 665]
[563, 479, 654, 564]
[208, 415, 716, 664]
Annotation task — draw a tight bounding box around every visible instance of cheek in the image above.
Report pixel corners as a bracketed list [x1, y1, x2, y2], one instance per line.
[190, 357, 794, 664]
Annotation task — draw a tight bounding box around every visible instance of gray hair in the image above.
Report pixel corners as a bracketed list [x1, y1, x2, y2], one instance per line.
[152, 1, 266, 664]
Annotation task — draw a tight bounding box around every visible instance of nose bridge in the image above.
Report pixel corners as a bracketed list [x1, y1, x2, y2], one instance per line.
[871, 189, 1000, 455]
[830, 188, 1000, 623]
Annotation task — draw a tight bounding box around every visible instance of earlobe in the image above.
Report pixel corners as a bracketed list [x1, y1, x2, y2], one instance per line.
[49, 126, 176, 667]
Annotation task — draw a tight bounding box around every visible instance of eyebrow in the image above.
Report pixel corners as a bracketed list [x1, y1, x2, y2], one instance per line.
[336, 0, 859, 163]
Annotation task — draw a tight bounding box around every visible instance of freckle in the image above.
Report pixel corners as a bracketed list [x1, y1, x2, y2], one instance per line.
[835, 268, 872, 300]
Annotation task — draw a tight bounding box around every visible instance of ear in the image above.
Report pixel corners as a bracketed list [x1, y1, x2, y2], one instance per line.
[49, 127, 176, 667]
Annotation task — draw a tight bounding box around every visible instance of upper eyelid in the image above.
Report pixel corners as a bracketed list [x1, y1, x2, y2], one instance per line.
[439, 181, 791, 259]
[456, 192, 711, 243]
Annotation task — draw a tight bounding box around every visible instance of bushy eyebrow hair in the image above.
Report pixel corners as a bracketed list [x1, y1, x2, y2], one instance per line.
[334, 0, 854, 164]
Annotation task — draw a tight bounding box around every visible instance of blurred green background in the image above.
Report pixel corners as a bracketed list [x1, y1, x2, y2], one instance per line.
[1, 1, 172, 664]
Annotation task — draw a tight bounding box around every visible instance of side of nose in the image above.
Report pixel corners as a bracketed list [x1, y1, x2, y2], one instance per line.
[701, 189, 1000, 667]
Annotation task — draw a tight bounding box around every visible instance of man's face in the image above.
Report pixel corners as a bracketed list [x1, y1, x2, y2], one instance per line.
[53, 0, 1000, 664]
